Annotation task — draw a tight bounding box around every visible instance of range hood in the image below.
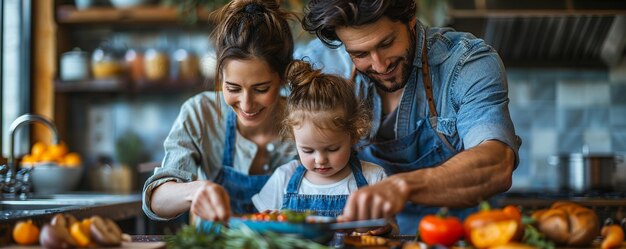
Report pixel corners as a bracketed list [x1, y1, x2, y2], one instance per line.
[447, 0, 626, 68]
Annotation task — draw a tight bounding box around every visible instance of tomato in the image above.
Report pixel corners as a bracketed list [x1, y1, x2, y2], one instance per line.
[418, 211, 464, 246]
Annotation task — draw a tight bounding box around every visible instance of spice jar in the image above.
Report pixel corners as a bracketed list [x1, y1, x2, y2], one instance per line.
[143, 48, 169, 81]
[125, 48, 144, 82]
[173, 48, 199, 83]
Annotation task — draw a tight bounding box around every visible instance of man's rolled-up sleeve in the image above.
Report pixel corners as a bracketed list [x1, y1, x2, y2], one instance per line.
[453, 47, 521, 167]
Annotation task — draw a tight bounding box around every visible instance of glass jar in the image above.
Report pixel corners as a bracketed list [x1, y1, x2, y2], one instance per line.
[92, 44, 122, 79]
[143, 48, 169, 81]
[173, 48, 199, 83]
[125, 48, 144, 82]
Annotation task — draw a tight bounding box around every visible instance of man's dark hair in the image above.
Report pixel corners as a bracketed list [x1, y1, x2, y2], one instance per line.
[302, 0, 416, 48]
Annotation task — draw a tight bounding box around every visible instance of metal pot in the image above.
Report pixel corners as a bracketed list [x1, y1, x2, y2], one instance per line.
[548, 153, 623, 192]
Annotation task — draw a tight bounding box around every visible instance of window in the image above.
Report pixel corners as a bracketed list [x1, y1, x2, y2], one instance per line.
[1, 0, 31, 158]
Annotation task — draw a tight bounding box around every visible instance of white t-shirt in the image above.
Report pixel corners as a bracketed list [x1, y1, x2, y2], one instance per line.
[252, 159, 387, 212]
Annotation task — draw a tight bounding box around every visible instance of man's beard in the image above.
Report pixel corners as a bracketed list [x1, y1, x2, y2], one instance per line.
[359, 26, 416, 93]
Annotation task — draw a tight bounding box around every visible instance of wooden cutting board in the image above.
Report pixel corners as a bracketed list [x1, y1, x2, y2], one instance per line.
[3, 242, 166, 249]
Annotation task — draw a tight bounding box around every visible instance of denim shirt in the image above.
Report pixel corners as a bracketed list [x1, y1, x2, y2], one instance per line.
[296, 22, 520, 234]
[142, 92, 297, 221]
[359, 23, 519, 162]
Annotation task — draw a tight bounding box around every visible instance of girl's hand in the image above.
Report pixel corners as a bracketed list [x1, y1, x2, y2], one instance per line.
[339, 178, 408, 222]
[189, 181, 231, 222]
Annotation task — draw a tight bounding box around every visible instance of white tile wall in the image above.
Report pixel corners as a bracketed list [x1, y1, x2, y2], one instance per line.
[583, 129, 612, 153]
[508, 68, 626, 189]
[556, 81, 610, 107]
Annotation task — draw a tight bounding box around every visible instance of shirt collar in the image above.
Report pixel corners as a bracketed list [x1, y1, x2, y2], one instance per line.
[413, 20, 427, 68]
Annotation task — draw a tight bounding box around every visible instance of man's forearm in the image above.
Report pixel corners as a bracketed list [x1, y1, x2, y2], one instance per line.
[394, 140, 515, 208]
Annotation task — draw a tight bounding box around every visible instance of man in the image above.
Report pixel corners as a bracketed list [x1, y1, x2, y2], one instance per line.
[300, 0, 521, 234]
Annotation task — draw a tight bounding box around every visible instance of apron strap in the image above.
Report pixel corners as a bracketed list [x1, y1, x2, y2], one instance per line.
[421, 35, 438, 118]
[285, 165, 307, 194]
[421, 31, 457, 153]
[348, 154, 369, 188]
[222, 110, 237, 167]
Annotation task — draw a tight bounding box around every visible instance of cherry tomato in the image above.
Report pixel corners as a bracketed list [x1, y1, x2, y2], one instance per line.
[418, 212, 464, 246]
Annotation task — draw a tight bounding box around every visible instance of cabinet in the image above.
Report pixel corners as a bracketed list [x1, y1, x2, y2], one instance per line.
[42, 2, 215, 190]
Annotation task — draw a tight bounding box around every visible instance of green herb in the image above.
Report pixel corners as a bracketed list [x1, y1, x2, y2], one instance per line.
[166, 225, 223, 249]
[522, 218, 555, 249]
[165, 223, 330, 249]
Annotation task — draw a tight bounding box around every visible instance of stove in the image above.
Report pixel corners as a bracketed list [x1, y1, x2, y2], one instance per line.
[498, 191, 626, 224]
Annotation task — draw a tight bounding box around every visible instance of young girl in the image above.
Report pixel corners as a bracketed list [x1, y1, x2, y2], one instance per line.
[252, 60, 387, 217]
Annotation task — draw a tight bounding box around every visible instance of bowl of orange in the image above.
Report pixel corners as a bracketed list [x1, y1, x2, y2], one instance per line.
[21, 142, 83, 194]
[29, 162, 83, 194]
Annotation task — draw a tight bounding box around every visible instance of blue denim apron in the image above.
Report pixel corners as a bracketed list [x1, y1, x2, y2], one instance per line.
[281, 154, 369, 217]
[356, 34, 477, 234]
[213, 110, 271, 214]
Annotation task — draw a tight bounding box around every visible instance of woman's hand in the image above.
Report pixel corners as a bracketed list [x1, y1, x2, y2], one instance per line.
[189, 181, 231, 222]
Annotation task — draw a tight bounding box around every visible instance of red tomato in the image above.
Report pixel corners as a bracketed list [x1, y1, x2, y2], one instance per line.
[277, 214, 287, 222]
[418, 213, 464, 246]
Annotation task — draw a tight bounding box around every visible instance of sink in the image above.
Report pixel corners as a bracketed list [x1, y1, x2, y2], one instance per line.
[0, 193, 142, 221]
[0, 202, 72, 211]
[0, 200, 77, 219]
[0, 193, 140, 212]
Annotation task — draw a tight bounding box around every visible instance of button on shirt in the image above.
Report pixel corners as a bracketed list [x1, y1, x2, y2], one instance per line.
[142, 92, 297, 221]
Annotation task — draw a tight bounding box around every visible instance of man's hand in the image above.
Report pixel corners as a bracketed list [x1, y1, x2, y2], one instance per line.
[338, 177, 408, 222]
[189, 181, 231, 222]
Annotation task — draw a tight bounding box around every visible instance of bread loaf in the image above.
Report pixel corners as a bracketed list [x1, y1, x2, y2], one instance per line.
[532, 201, 599, 246]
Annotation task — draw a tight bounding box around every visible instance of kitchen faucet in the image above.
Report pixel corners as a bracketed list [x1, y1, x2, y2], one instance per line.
[1, 114, 60, 197]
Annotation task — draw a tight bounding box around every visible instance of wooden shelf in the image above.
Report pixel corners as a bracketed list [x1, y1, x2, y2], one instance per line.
[55, 78, 130, 92]
[55, 78, 210, 94]
[449, 9, 626, 18]
[56, 5, 209, 24]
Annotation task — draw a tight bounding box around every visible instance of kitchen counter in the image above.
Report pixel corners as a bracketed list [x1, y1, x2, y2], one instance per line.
[0, 193, 143, 235]
[0, 193, 142, 221]
[129, 235, 626, 249]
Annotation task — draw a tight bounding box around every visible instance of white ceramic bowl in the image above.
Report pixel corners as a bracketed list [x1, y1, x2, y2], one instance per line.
[30, 163, 83, 194]
[109, 0, 148, 8]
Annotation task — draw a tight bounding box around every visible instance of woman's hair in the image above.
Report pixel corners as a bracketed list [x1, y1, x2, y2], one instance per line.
[302, 0, 416, 48]
[281, 60, 370, 145]
[209, 0, 296, 89]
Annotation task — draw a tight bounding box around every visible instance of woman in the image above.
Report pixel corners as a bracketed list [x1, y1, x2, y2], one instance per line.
[142, 0, 297, 223]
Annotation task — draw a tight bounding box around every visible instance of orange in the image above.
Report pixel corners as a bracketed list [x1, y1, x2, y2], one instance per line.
[47, 142, 68, 161]
[39, 152, 58, 163]
[70, 221, 91, 247]
[62, 152, 82, 167]
[12, 219, 40, 245]
[470, 220, 519, 249]
[31, 142, 47, 160]
[20, 154, 37, 166]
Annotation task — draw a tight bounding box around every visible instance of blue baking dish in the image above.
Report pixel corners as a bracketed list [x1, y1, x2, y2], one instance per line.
[197, 216, 388, 243]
